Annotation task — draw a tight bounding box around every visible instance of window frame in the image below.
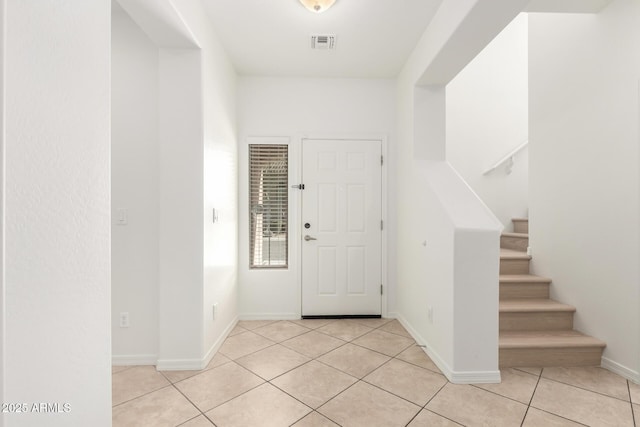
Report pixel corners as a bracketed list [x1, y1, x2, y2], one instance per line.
[248, 143, 289, 269]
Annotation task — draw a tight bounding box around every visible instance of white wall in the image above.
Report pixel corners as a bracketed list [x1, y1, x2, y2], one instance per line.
[237, 77, 396, 318]
[112, 6, 160, 364]
[157, 47, 205, 368]
[172, 0, 239, 365]
[0, 0, 5, 419]
[4, 1, 111, 426]
[529, 0, 640, 380]
[396, 0, 527, 383]
[113, 0, 239, 369]
[447, 14, 528, 230]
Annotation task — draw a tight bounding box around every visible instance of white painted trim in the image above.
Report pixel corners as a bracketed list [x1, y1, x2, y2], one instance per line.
[293, 133, 307, 317]
[397, 314, 454, 380]
[449, 370, 501, 384]
[297, 133, 389, 317]
[238, 312, 300, 321]
[397, 314, 501, 384]
[155, 357, 202, 371]
[202, 316, 238, 369]
[156, 317, 240, 371]
[112, 354, 158, 366]
[239, 136, 301, 319]
[0, 0, 5, 415]
[601, 357, 640, 384]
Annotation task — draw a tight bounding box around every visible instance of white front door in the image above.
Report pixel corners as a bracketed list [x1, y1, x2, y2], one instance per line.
[301, 138, 382, 316]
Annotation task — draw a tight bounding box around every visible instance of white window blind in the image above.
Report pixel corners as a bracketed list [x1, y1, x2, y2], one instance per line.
[249, 144, 288, 268]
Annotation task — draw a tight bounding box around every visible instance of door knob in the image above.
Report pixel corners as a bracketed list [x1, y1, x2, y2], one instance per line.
[304, 235, 317, 241]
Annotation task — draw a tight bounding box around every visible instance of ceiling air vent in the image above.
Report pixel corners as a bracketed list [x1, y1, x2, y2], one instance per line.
[310, 34, 336, 50]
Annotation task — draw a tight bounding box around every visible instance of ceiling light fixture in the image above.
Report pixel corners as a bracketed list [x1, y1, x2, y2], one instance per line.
[299, 0, 336, 14]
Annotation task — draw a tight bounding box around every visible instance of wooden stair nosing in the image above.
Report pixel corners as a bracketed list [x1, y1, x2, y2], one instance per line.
[500, 249, 531, 260]
[499, 274, 551, 284]
[499, 330, 606, 349]
[499, 329, 605, 367]
[501, 232, 528, 239]
[499, 299, 575, 313]
[500, 299, 576, 331]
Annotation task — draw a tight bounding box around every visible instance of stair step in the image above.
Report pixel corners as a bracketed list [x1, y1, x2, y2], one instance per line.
[500, 274, 551, 300]
[499, 330, 606, 367]
[512, 218, 529, 234]
[500, 232, 529, 252]
[500, 248, 531, 274]
[500, 299, 575, 331]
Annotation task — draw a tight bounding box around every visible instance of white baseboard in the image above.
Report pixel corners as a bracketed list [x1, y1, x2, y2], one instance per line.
[386, 311, 398, 319]
[157, 317, 239, 371]
[202, 316, 238, 368]
[112, 354, 157, 366]
[449, 370, 501, 384]
[238, 312, 299, 320]
[601, 357, 640, 383]
[396, 314, 501, 384]
[155, 357, 203, 371]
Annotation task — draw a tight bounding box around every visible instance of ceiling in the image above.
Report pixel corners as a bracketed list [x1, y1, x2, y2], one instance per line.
[201, 0, 444, 79]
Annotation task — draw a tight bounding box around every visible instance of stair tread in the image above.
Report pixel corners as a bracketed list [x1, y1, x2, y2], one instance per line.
[500, 274, 551, 283]
[500, 330, 606, 349]
[512, 218, 529, 222]
[500, 248, 532, 260]
[500, 299, 575, 312]
[501, 232, 528, 238]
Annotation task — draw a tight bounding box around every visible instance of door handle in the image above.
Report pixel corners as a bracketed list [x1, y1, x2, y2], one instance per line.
[304, 235, 317, 241]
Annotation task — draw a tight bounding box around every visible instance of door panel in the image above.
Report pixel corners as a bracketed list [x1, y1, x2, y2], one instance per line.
[301, 139, 382, 316]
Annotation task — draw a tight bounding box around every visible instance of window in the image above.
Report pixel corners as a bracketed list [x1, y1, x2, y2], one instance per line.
[249, 144, 288, 268]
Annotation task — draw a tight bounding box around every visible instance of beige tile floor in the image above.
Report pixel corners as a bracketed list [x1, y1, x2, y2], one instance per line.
[113, 318, 639, 427]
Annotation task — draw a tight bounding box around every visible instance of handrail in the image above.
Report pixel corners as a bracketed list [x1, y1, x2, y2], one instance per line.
[483, 140, 528, 175]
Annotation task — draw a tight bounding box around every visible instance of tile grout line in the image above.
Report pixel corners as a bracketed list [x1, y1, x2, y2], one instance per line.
[631, 378, 637, 426]
[117, 324, 448, 424]
[169, 381, 210, 425]
[468, 383, 533, 408]
[112, 383, 173, 409]
[402, 381, 457, 427]
[116, 319, 633, 426]
[527, 407, 591, 427]
[527, 369, 594, 427]
[203, 320, 447, 426]
[539, 374, 634, 404]
[520, 367, 543, 427]
[284, 324, 412, 427]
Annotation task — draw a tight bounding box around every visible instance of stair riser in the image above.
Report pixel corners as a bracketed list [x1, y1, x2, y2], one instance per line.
[500, 235, 529, 252]
[499, 347, 603, 367]
[500, 259, 530, 275]
[500, 283, 550, 300]
[500, 312, 574, 331]
[513, 220, 528, 234]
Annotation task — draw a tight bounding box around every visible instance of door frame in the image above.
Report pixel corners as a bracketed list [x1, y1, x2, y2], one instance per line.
[295, 134, 389, 318]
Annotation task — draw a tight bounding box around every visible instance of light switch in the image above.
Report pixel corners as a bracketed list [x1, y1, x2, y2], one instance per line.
[212, 208, 219, 224]
[117, 208, 128, 225]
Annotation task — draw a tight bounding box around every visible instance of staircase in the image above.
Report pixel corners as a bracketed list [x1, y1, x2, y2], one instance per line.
[498, 218, 606, 367]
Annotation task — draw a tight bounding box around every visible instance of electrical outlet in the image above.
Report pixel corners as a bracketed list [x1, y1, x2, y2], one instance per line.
[120, 312, 130, 328]
[212, 303, 218, 320]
